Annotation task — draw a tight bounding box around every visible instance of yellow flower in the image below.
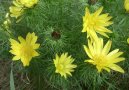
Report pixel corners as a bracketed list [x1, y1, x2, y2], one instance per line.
[127, 38, 129, 44]
[124, 0, 129, 12]
[53, 53, 77, 78]
[83, 38, 125, 73]
[9, 32, 40, 66]
[9, 6, 24, 18]
[18, 0, 39, 8]
[82, 7, 113, 40]
[2, 13, 11, 30]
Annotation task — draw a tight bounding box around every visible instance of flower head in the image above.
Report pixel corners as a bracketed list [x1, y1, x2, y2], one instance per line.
[83, 38, 125, 73]
[53, 53, 77, 78]
[82, 7, 113, 40]
[124, 0, 129, 12]
[18, 0, 39, 8]
[9, 6, 24, 18]
[10, 32, 40, 66]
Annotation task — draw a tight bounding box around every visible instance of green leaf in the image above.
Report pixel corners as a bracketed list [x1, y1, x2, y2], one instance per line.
[10, 69, 15, 90]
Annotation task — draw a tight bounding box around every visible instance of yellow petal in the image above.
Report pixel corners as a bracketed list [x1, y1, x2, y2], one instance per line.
[85, 59, 95, 64]
[109, 58, 125, 64]
[10, 50, 17, 55]
[96, 31, 109, 38]
[88, 40, 95, 56]
[108, 64, 124, 73]
[108, 52, 123, 59]
[103, 67, 110, 72]
[85, 7, 90, 16]
[33, 44, 40, 49]
[96, 65, 102, 73]
[88, 29, 99, 41]
[12, 56, 20, 61]
[31, 35, 38, 44]
[18, 36, 25, 43]
[9, 38, 20, 45]
[95, 38, 103, 54]
[26, 32, 31, 41]
[33, 51, 39, 57]
[107, 49, 119, 57]
[102, 40, 112, 55]
[96, 26, 112, 33]
[83, 45, 92, 58]
[94, 7, 103, 16]
[21, 58, 31, 67]
[64, 74, 67, 79]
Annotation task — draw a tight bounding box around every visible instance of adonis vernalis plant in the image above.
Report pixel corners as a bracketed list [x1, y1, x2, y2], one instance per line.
[0, 0, 129, 89]
[82, 7, 113, 41]
[9, 32, 40, 66]
[53, 53, 77, 78]
[83, 38, 125, 73]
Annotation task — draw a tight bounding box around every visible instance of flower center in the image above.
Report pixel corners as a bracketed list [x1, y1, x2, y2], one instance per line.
[93, 55, 107, 67]
[58, 64, 64, 71]
[20, 44, 33, 58]
[51, 31, 61, 40]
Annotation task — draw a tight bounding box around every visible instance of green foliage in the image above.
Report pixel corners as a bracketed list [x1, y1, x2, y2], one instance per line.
[0, 0, 129, 90]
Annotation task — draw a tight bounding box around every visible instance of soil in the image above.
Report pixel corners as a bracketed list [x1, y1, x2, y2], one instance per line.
[0, 59, 10, 90]
[0, 60, 32, 90]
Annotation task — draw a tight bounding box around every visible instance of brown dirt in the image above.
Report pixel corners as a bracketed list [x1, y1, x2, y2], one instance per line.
[0, 59, 10, 90]
[0, 60, 32, 90]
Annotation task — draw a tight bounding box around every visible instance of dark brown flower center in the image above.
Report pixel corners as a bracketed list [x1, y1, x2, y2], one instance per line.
[51, 31, 61, 40]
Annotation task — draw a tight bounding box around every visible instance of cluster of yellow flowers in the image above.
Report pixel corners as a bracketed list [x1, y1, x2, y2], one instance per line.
[10, 0, 38, 18]
[82, 7, 125, 73]
[2, 0, 39, 30]
[9, 32, 77, 78]
[8, 0, 129, 79]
